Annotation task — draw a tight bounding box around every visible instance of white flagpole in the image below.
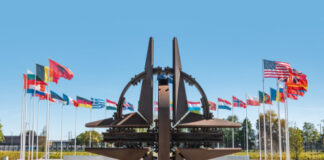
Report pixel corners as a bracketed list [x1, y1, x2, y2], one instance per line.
[89, 108, 92, 149]
[60, 104, 64, 160]
[262, 60, 267, 160]
[232, 106, 234, 148]
[217, 104, 220, 148]
[45, 88, 50, 160]
[277, 80, 282, 160]
[270, 104, 273, 160]
[28, 96, 32, 160]
[285, 95, 290, 160]
[21, 76, 27, 160]
[245, 94, 249, 157]
[258, 106, 262, 160]
[47, 102, 51, 159]
[36, 100, 40, 160]
[31, 76, 37, 160]
[74, 107, 77, 156]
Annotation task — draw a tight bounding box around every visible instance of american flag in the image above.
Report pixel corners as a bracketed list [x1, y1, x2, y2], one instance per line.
[263, 59, 291, 79]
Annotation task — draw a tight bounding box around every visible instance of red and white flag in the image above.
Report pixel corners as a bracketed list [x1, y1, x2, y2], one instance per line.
[246, 95, 260, 106]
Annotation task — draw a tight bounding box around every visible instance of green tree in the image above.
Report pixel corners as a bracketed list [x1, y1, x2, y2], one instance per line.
[256, 110, 286, 152]
[77, 131, 102, 147]
[290, 127, 303, 160]
[238, 118, 255, 150]
[223, 115, 240, 148]
[0, 122, 4, 142]
[302, 122, 319, 151]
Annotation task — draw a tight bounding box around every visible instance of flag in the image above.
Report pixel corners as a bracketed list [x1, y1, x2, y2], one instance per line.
[91, 98, 105, 109]
[208, 101, 217, 111]
[27, 89, 55, 102]
[24, 74, 47, 91]
[50, 91, 66, 104]
[187, 101, 201, 111]
[232, 96, 247, 108]
[76, 96, 93, 108]
[263, 59, 291, 79]
[63, 94, 78, 107]
[218, 98, 232, 110]
[157, 74, 173, 83]
[287, 93, 298, 100]
[246, 95, 260, 106]
[27, 89, 45, 97]
[123, 101, 134, 111]
[259, 91, 272, 105]
[106, 99, 117, 110]
[277, 88, 286, 103]
[154, 101, 158, 111]
[286, 69, 308, 92]
[49, 59, 74, 83]
[270, 88, 277, 101]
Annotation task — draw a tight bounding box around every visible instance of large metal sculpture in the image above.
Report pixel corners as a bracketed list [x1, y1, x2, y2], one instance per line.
[85, 37, 241, 160]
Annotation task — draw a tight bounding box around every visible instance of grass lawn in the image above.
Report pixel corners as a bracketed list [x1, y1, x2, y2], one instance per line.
[0, 151, 93, 159]
[234, 151, 324, 160]
[2, 150, 324, 160]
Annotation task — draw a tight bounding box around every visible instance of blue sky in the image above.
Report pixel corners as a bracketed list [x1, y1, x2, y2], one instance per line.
[0, 1, 324, 140]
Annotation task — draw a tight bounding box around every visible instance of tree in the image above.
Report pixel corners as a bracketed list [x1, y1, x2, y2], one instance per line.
[76, 131, 102, 147]
[290, 127, 303, 160]
[0, 122, 4, 142]
[302, 122, 319, 151]
[256, 110, 286, 152]
[238, 118, 255, 150]
[223, 115, 240, 148]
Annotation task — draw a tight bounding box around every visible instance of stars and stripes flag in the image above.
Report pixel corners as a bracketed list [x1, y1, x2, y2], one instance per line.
[263, 59, 291, 79]
[232, 96, 247, 108]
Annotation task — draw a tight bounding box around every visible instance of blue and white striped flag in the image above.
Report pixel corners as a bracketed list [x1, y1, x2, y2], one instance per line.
[91, 98, 105, 109]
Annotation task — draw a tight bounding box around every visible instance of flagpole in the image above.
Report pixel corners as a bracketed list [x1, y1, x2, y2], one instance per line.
[232, 106, 234, 148]
[36, 100, 40, 160]
[47, 102, 51, 159]
[60, 104, 64, 160]
[21, 76, 27, 160]
[258, 106, 262, 160]
[74, 107, 77, 156]
[262, 59, 267, 160]
[270, 104, 273, 160]
[284, 90, 290, 160]
[218, 107, 220, 148]
[28, 96, 32, 160]
[45, 88, 50, 160]
[277, 80, 282, 160]
[89, 108, 92, 149]
[245, 94, 249, 158]
[31, 79, 37, 160]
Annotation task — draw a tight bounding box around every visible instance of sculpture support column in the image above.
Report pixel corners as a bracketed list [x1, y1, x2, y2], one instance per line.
[158, 79, 170, 160]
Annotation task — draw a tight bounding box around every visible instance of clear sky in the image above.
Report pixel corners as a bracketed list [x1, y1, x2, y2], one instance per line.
[0, 1, 323, 140]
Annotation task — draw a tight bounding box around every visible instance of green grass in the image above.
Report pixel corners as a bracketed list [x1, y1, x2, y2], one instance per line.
[2, 151, 324, 160]
[0, 151, 93, 160]
[234, 151, 324, 160]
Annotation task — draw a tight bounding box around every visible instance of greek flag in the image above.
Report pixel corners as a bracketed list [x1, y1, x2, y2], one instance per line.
[91, 98, 105, 109]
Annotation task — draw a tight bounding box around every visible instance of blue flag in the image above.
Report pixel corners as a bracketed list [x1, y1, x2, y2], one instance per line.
[91, 98, 105, 109]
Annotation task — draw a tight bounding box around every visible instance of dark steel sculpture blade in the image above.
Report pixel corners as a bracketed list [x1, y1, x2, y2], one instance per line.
[138, 37, 154, 124]
[173, 37, 189, 124]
